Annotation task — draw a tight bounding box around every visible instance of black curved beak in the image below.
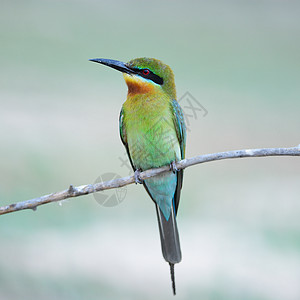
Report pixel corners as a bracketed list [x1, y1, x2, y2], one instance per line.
[89, 58, 135, 75]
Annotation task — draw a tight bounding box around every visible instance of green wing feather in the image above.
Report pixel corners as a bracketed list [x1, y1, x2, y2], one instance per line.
[171, 99, 186, 159]
[170, 99, 186, 215]
[119, 108, 135, 171]
[119, 107, 126, 145]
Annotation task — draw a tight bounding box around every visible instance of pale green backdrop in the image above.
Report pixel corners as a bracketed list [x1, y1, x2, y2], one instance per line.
[1, 1, 300, 299]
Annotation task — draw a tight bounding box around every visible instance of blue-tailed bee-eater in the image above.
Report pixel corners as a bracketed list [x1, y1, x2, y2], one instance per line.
[90, 57, 186, 295]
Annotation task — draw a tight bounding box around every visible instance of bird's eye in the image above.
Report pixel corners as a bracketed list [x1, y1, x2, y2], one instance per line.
[142, 69, 150, 76]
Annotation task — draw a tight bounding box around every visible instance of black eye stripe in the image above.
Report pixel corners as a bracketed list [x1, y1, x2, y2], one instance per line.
[131, 68, 164, 85]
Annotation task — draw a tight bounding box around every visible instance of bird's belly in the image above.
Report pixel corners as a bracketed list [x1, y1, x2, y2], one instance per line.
[127, 118, 181, 171]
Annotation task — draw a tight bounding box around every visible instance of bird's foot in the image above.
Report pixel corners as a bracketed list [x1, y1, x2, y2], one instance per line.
[134, 169, 143, 184]
[170, 161, 178, 174]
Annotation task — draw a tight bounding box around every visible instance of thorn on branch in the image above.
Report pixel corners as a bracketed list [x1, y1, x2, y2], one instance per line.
[68, 184, 76, 195]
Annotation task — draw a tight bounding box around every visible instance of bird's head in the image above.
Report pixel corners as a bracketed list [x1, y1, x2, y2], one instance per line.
[90, 57, 176, 99]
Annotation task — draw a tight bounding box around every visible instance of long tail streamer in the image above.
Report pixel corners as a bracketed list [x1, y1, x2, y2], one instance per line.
[169, 263, 176, 295]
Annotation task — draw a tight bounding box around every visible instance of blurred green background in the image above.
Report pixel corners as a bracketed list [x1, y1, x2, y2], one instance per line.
[1, 0, 300, 299]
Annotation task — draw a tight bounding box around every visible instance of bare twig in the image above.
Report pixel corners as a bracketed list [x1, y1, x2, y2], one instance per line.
[1, 146, 299, 216]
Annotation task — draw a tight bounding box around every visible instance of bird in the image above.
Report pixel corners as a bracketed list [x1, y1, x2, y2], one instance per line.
[90, 57, 186, 295]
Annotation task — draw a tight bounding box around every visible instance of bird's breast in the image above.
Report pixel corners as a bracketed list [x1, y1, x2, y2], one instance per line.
[123, 95, 180, 170]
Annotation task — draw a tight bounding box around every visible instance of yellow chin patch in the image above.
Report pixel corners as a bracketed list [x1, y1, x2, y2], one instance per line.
[123, 74, 155, 95]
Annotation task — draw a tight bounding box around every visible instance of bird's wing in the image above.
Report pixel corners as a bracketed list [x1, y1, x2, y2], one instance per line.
[171, 99, 186, 159]
[119, 108, 136, 171]
[170, 99, 186, 215]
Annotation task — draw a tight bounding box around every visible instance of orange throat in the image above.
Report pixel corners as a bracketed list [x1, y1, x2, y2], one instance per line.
[123, 74, 155, 95]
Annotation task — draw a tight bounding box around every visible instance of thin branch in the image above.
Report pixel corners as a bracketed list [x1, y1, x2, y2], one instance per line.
[1, 146, 299, 216]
